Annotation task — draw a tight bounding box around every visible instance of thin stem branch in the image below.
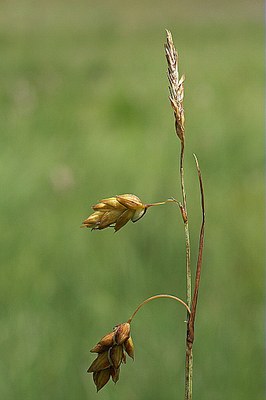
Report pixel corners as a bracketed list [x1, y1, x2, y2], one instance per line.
[145, 198, 176, 208]
[127, 294, 190, 324]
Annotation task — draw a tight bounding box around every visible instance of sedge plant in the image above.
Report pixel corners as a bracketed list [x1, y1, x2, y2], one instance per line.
[82, 30, 205, 400]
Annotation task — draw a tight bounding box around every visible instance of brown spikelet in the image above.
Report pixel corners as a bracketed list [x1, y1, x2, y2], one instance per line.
[87, 351, 110, 373]
[90, 331, 115, 353]
[88, 322, 134, 390]
[109, 345, 123, 369]
[110, 366, 120, 383]
[93, 369, 111, 392]
[124, 336, 135, 360]
[114, 322, 131, 345]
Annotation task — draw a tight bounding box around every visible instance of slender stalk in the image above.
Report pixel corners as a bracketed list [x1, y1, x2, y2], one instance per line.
[145, 198, 176, 208]
[180, 141, 192, 309]
[181, 140, 193, 400]
[127, 294, 191, 324]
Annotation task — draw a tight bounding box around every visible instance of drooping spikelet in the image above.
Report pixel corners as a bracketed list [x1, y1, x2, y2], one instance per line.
[165, 30, 185, 141]
[81, 194, 172, 232]
[88, 323, 135, 392]
[81, 194, 147, 232]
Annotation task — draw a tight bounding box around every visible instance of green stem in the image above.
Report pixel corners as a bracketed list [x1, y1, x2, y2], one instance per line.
[180, 140, 191, 309]
[184, 224, 193, 400]
[180, 140, 193, 400]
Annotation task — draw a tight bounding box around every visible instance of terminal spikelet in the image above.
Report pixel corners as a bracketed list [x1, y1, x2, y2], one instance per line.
[165, 30, 185, 141]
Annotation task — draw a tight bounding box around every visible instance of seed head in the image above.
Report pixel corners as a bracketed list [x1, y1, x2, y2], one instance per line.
[81, 194, 147, 232]
[87, 323, 135, 391]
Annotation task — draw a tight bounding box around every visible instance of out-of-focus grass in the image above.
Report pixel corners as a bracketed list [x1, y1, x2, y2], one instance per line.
[0, 1, 264, 399]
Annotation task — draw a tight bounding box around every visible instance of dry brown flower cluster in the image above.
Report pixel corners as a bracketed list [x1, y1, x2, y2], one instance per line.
[81, 194, 147, 232]
[87, 322, 134, 391]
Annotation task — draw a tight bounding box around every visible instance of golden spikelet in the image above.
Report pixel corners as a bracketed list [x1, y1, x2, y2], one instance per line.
[81, 194, 147, 232]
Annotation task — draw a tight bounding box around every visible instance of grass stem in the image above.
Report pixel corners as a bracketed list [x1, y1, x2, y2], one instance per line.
[180, 140, 193, 400]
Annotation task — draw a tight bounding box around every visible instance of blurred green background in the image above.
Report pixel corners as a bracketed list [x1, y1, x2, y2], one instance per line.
[0, 1, 264, 399]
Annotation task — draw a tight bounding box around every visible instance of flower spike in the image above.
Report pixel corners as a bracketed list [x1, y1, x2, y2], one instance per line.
[81, 194, 174, 232]
[87, 323, 134, 391]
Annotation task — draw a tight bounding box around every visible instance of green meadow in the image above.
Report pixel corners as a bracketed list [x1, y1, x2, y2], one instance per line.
[0, 1, 264, 399]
